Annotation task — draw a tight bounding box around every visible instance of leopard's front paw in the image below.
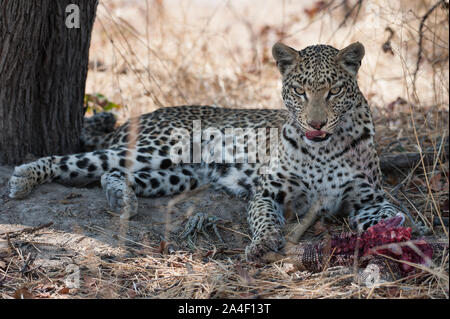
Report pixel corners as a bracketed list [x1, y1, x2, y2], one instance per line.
[350, 204, 407, 232]
[8, 165, 36, 199]
[245, 230, 285, 263]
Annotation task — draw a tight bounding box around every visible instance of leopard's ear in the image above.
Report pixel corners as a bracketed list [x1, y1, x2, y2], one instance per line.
[336, 42, 365, 76]
[272, 42, 299, 76]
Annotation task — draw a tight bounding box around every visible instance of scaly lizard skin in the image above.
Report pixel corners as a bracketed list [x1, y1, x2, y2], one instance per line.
[287, 216, 443, 276]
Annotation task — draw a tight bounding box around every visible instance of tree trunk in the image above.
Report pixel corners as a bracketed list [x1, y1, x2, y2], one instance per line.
[0, 0, 98, 165]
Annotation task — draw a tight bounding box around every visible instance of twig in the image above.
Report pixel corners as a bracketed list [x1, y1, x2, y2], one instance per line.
[413, 0, 445, 93]
[0, 222, 54, 239]
[20, 252, 36, 275]
[328, 0, 363, 40]
[379, 142, 449, 172]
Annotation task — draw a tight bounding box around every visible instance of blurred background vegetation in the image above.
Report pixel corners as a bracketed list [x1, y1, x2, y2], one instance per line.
[86, 0, 448, 118]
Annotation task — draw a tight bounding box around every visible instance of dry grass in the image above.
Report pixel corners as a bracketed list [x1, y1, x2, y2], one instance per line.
[1, 0, 448, 299]
[1, 232, 448, 298]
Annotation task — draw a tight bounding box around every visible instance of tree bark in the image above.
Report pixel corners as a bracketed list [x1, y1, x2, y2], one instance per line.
[0, 0, 98, 165]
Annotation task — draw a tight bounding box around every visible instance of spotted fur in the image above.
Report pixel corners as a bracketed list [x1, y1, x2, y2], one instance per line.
[8, 42, 406, 262]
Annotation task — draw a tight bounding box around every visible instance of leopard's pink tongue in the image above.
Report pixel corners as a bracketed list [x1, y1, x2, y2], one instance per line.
[305, 130, 327, 140]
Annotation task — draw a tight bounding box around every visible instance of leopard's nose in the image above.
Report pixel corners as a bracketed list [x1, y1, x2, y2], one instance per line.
[308, 119, 327, 130]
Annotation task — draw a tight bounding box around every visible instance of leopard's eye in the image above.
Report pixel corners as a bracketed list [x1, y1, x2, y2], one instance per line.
[293, 87, 305, 97]
[329, 86, 342, 95]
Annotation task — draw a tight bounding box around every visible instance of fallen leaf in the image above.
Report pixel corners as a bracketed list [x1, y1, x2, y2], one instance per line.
[430, 173, 443, 192]
[159, 241, 176, 254]
[386, 174, 398, 185]
[59, 287, 70, 294]
[14, 288, 34, 299]
[158, 241, 167, 254]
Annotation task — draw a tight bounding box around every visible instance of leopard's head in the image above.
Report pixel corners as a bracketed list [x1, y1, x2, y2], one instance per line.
[272, 42, 365, 146]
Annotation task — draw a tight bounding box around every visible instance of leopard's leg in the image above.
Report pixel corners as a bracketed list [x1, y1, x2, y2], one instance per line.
[100, 165, 205, 219]
[8, 147, 172, 199]
[342, 179, 406, 232]
[8, 155, 76, 198]
[245, 179, 287, 262]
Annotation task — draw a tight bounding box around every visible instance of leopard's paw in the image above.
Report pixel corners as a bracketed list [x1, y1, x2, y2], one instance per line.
[350, 203, 407, 232]
[8, 165, 36, 199]
[245, 230, 285, 263]
[102, 175, 138, 220]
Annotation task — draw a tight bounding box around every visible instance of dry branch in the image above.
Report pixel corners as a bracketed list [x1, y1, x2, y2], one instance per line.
[379, 142, 449, 172]
[0, 222, 54, 239]
[413, 0, 446, 92]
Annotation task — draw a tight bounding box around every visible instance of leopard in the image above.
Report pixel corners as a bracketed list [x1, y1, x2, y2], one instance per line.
[8, 41, 407, 262]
